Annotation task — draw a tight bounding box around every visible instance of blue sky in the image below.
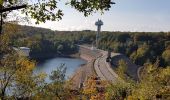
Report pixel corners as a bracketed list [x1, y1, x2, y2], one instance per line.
[31, 0, 170, 32]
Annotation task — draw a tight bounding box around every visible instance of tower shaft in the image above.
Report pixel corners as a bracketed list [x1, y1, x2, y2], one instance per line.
[95, 19, 103, 49]
[96, 25, 101, 48]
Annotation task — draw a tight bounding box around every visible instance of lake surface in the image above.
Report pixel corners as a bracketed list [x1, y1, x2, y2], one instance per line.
[34, 57, 86, 82]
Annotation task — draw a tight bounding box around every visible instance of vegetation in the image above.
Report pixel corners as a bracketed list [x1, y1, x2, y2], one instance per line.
[0, 28, 44, 100]
[0, 24, 170, 100]
[10, 25, 170, 67]
[98, 32, 170, 67]
[0, 0, 114, 24]
[0, 0, 169, 99]
[5, 24, 96, 60]
[105, 60, 170, 100]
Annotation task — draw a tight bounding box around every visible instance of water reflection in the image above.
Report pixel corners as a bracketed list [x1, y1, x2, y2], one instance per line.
[34, 57, 86, 82]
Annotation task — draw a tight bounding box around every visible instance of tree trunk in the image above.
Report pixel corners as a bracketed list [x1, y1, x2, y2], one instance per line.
[1, 90, 5, 100]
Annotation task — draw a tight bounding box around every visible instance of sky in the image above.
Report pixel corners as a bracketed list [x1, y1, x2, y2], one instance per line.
[30, 0, 170, 32]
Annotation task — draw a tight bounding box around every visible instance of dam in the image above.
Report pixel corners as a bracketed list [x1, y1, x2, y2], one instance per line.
[70, 45, 140, 89]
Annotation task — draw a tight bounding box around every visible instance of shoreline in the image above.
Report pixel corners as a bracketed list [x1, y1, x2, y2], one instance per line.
[69, 50, 102, 90]
[32, 48, 99, 90]
[31, 52, 81, 63]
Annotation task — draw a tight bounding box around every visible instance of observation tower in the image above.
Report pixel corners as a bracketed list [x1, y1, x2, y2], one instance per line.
[95, 19, 103, 48]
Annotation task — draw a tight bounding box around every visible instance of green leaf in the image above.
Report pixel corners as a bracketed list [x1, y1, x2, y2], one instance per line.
[0, 0, 3, 6]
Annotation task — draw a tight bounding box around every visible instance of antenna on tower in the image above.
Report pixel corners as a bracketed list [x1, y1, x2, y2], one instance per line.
[95, 19, 103, 49]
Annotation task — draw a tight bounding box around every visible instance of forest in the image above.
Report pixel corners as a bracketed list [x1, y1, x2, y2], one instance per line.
[10, 24, 170, 67]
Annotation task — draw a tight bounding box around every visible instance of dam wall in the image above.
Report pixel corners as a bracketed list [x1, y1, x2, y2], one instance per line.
[76, 45, 140, 81]
[78, 45, 140, 80]
[78, 46, 101, 61]
[70, 46, 100, 89]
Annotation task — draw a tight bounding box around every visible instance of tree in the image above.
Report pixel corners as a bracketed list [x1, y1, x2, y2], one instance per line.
[0, 0, 115, 24]
[82, 76, 108, 100]
[131, 62, 170, 99]
[0, 53, 35, 99]
[57, 44, 64, 52]
[162, 49, 170, 66]
[116, 33, 130, 43]
[49, 64, 66, 82]
[106, 61, 170, 100]
[106, 82, 133, 100]
[130, 43, 150, 65]
[34, 64, 72, 100]
[0, 24, 47, 100]
[116, 60, 127, 80]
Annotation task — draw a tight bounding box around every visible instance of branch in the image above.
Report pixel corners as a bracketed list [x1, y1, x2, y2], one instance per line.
[0, 5, 27, 13]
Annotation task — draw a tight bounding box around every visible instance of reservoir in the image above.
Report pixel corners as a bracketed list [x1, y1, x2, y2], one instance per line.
[34, 57, 87, 82]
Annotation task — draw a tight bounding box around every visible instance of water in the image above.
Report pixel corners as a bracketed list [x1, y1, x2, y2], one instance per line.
[34, 57, 86, 82]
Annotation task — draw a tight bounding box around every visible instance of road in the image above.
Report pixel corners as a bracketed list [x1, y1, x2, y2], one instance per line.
[94, 51, 119, 82]
[69, 45, 139, 90]
[78, 45, 120, 82]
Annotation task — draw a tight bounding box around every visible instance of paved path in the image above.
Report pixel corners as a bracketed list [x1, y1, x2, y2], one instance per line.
[94, 51, 119, 82]
[71, 45, 139, 89]
[78, 45, 121, 82]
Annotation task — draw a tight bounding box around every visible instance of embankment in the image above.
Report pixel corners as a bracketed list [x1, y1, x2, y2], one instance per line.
[70, 46, 101, 89]
[111, 54, 140, 80]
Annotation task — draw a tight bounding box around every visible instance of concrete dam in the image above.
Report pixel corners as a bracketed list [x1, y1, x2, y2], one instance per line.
[70, 45, 140, 89]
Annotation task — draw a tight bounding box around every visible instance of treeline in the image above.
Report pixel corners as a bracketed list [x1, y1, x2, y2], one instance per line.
[10, 24, 170, 66]
[10, 25, 96, 60]
[98, 32, 170, 67]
